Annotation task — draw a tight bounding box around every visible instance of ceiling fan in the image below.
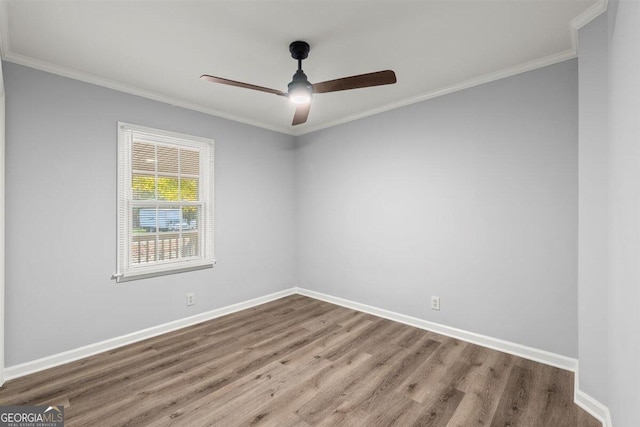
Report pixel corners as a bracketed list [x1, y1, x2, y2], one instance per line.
[201, 41, 397, 126]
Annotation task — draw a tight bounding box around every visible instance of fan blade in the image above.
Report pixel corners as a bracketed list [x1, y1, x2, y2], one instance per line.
[200, 75, 286, 96]
[292, 103, 311, 126]
[312, 70, 396, 94]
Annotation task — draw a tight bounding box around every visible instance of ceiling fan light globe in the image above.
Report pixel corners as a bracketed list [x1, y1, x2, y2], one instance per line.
[290, 92, 312, 104]
[288, 82, 313, 105]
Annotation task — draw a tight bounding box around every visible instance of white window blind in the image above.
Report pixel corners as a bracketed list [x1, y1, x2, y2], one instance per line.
[115, 122, 215, 282]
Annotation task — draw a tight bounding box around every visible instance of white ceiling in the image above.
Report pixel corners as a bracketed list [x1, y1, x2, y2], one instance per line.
[0, 0, 603, 135]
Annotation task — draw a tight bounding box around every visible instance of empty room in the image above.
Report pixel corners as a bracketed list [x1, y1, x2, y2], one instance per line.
[0, 0, 637, 426]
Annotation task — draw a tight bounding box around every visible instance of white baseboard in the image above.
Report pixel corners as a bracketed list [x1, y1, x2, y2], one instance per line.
[3, 285, 612, 427]
[295, 287, 612, 426]
[575, 388, 613, 427]
[4, 288, 296, 380]
[295, 287, 578, 371]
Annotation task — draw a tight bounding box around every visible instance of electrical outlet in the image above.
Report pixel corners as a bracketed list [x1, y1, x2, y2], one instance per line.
[186, 292, 195, 306]
[431, 296, 440, 311]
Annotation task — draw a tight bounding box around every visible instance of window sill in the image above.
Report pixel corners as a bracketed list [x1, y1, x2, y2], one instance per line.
[112, 260, 215, 283]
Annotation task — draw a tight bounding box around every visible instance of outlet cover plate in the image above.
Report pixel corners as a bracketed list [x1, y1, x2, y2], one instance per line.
[186, 292, 195, 306]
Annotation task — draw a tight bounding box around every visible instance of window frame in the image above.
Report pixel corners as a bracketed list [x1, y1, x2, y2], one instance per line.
[114, 122, 215, 283]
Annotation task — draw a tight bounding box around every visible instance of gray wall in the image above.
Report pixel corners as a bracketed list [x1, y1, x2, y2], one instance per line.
[607, 1, 640, 425]
[577, 13, 610, 405]
[3, 62, 296, 366]
[577, 4, 640, 424]
[296, 60, 579, 357]
[5, 24, 637, 422]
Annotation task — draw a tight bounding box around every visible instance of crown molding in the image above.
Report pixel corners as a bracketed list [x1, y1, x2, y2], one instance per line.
[0, 0, 8, 58]
[571, 0, 609, 54]
[296, 0, 609, 136]
[0, 0, 8, 96]
[0, 0, 609, 136]
[1, 51, 295, 136]
[295, 48, 577, 135]
[572, 0, 609, 31]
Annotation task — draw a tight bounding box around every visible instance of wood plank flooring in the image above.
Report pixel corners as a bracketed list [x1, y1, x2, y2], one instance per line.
[0, 295, 601, 426]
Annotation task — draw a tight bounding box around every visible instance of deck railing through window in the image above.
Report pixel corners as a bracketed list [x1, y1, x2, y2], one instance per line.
[131, 233, 199, 264]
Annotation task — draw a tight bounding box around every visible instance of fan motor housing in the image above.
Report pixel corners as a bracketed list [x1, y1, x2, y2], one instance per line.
[289, 41, 310, 60]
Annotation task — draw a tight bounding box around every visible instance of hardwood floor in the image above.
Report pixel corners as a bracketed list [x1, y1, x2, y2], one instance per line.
[0, 295, 601, 426]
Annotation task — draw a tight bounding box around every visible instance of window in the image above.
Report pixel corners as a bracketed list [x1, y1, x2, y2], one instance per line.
[115, 122, 215, 282]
